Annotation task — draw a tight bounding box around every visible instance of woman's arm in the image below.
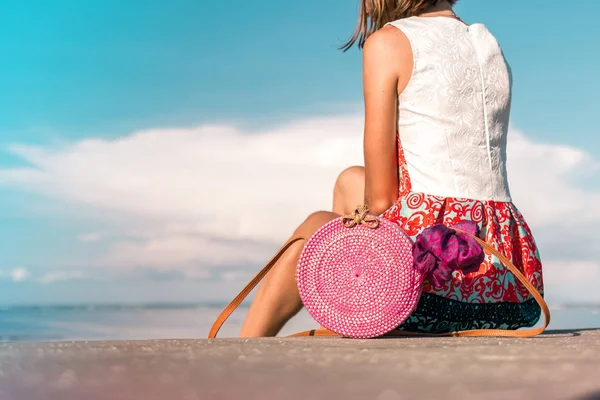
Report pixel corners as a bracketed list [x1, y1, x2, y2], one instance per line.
[362, 26, 412, 214]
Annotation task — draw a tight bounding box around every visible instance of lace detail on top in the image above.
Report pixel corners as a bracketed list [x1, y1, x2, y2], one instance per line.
[387, 17, 513, 202]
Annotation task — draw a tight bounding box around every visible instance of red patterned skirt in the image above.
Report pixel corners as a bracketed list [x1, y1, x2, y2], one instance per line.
[382, 141, 544, 332]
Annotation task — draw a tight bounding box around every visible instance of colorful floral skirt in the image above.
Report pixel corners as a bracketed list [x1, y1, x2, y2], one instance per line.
[381, 140, 544, 333]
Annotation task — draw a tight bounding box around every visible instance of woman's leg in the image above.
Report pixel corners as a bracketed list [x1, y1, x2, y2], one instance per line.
[239, 166, 366, 338]
[333, 166, 365, 215]
[240, 211, 339, 337]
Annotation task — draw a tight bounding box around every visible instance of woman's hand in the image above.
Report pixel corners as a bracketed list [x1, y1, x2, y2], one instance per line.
[362, 25, 412, 214]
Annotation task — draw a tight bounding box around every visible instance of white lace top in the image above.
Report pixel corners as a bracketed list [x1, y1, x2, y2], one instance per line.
[387, 16, 513, 202]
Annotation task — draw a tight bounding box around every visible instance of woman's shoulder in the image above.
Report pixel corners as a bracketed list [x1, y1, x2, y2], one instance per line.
[362, 24, 414, 94]
[363, 24, 411, 57]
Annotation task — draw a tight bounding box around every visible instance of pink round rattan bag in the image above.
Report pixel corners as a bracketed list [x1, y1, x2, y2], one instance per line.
[296, 206, 425, 339]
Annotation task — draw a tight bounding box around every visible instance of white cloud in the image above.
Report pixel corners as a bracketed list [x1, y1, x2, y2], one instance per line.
[103, 235, 276, 272]
[506, 131, 600, 227]
[10, 267, 30, 282]
[77, 232, 104, 243]
[542, 260, 599, 285]
[0, 116, 362, 244]
[37, 270, 88, 284]
[0, 115, 599, 300]
[220, 270, 254, 282]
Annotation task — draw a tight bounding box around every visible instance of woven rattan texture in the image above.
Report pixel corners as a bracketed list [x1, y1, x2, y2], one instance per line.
[297, 217, 424, 338]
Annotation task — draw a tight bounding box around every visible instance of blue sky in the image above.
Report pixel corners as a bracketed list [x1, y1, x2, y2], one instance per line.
[0, 0, 599, 305]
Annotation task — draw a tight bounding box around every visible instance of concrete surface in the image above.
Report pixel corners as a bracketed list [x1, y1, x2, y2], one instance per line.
[0, 329, 599, 400]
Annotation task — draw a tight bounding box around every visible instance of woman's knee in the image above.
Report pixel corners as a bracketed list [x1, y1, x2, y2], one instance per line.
[304, 210, 337, 225]
[334, 166, 365, 193]
[294, 211, 337, 236]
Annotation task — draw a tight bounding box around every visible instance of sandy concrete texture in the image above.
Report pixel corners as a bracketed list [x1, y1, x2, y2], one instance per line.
[1, 329, 599, 400]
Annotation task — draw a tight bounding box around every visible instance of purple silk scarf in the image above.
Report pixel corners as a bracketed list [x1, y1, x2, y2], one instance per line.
[412, 222, 485, 288]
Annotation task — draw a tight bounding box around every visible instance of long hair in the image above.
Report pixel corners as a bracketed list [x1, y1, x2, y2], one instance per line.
[341, 0, 458, 51]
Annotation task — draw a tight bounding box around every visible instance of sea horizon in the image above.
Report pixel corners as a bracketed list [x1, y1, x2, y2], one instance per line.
[1, 301, 599, 344]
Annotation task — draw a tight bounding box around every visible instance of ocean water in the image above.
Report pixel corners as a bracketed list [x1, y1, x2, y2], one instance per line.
[0, 304, 320, 342]
[1, 304, 599, 342]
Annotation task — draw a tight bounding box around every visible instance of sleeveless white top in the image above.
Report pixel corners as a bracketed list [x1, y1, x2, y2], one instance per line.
[387, 17, 513, 202]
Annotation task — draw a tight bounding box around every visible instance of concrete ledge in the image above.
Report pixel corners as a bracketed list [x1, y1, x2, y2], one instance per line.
[1, 329, 599, 400]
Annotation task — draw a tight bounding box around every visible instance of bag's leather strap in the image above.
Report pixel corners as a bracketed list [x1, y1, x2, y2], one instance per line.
[208, 237, 306, 339]
[208, 229, 550, 339]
